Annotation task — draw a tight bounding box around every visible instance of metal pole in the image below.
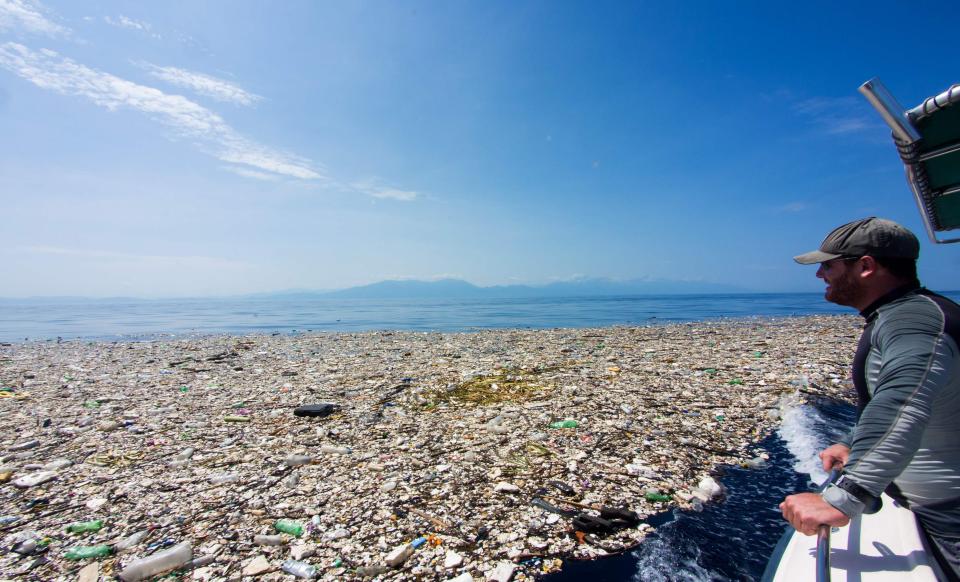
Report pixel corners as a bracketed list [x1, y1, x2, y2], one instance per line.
[859, 78, 922, 144]
[814, 469, 840, 582]
[816, 524, 832, 582]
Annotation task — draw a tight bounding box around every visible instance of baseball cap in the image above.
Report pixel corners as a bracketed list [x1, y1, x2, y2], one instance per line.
[793, 217, 920, 264]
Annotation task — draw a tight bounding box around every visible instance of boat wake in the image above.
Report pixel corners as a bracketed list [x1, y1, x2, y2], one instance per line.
[778, 397, 856, 484]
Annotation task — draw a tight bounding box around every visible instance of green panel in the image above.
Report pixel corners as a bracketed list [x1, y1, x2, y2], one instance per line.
[933, 191, 960, 230]
[923, 151, 960, 190]
[916, 104, 960, 151]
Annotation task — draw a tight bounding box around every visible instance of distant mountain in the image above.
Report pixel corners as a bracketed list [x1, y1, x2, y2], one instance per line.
[324, 278, 489, 299]
[273, 277, 747, 300]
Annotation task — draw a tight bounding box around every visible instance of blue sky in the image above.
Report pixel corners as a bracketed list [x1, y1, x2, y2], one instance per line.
[1, 1, 958, 297]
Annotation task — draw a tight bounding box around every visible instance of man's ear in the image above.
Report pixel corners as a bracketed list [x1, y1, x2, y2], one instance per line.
[858, 255, 880, 279]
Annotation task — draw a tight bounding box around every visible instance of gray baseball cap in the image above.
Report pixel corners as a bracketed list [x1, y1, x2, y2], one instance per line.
[793, 217, 920, 264]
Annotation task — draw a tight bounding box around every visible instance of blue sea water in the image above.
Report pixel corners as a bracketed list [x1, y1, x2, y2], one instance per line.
[0, 292, 883, 343]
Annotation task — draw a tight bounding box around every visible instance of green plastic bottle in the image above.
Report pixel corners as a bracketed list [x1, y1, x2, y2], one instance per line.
[65, 520, 103, 534]
[549, 420, 578, 429]
[65, 545, 112, 560]
[644, 492, 672, 503]
[274, 519, 304, 537]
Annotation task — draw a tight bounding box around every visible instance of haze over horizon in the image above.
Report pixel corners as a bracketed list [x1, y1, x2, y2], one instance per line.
[2, 1, 959, 298]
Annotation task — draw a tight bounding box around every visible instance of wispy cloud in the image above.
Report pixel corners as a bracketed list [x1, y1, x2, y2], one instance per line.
[778, 201, 808, 213]
[350, 178, 418, 201]
[222, 165, 280, 181]
[0, 0, 68, 36]
[104, 15, 149, 32]
[0, 42, 322, 180]
[792, 96, 880, 136]
[18, 245, 250, 269]
[142, 63, 261, 106]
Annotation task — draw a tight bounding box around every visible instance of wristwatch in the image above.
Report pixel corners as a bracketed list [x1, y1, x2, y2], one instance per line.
[834, 475, 882, 514]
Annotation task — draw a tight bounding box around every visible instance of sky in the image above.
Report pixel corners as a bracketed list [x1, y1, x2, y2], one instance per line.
[1, 0, 959, 298]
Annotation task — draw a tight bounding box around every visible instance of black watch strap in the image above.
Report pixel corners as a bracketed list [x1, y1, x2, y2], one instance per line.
[835, 475, 882, 514]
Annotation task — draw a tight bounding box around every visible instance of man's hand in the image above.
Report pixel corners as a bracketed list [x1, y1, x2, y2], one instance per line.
[819, 443, 850, 471]
[779, 493, 850, 536]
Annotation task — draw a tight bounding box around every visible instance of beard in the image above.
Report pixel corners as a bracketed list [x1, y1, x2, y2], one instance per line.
[824, 269, 863, 307]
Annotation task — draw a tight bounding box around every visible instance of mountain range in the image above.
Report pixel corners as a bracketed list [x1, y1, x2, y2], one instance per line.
[259, 277, 747, 300]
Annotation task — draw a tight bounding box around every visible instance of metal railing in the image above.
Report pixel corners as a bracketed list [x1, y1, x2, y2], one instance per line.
[815, 469, 841, 582]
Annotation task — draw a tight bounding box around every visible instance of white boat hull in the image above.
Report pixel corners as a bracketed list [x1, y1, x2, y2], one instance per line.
[763, 493, 941, 581]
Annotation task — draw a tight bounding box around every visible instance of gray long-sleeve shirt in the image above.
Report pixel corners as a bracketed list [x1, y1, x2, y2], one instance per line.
[822, 286, 960, 537]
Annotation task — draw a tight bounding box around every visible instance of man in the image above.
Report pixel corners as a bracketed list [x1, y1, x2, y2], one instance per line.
[779, 217, 960, 581]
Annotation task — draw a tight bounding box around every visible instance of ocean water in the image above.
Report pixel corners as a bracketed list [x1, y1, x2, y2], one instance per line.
[0, 292, 868, 343]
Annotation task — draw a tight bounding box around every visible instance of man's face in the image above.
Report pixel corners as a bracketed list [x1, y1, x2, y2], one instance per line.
[816, 257, 864, 307]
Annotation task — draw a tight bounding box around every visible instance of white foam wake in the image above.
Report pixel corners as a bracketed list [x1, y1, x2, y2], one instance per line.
[777, 398, 833, 484]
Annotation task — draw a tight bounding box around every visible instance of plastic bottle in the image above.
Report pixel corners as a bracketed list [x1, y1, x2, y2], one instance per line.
[549, 420, 578, 429]
[113, 529, 150, 552]
[65, 545, 112, 560]
[644, 492, 672, 503]
[284, 455, 313, 467]
[385, 542, 414, 566]
[117, 542, 192, 582]
[12, 471, 57, 488]
[65, 520, 103, 533]
[254, 534, 283, 546]
[9, 440, 39, 451]
[209, 473, 240, 485]
[281, 559, 318, 579]
[275, 519, 304, 537]
[187, 554, 217, 569]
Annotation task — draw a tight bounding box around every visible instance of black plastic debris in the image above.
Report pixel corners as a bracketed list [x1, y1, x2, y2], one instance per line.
[292, 403, 340, 418]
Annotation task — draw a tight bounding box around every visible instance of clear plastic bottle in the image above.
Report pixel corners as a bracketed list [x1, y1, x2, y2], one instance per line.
[284, 454, 313, 467]
[208, 473, 240, 485]
[117, 542, 192, 582]
[281, 559, 317, 579]
[113, 529, 150, 552]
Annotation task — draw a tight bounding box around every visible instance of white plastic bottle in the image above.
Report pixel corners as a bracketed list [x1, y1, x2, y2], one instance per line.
[118, 542, 192, 582]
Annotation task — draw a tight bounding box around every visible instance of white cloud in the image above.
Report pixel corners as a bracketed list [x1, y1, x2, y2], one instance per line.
[0, 42, 322, 180]
[370, 188, 417, 201]
[104, 15, 149, 31]
[350, 179, 418, 201]
[0, 0, 68, 36]
[18, 245, 250, 269]
[793, 96, 879, 136]
[778, 201, 808, 213]
[142, 63, 261, 106]
[222, 165, 280, 181]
